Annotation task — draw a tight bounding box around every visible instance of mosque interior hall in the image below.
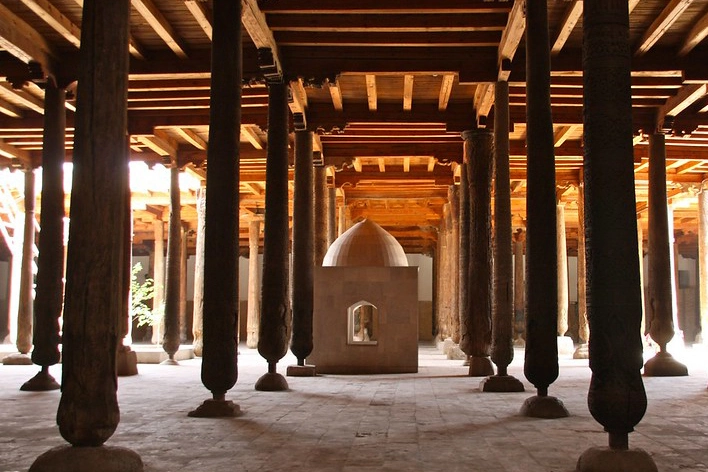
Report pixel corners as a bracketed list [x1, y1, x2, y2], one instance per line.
[1, 1, 708, 471]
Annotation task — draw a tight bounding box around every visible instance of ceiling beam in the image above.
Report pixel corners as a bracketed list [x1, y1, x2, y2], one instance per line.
[173, 127, 206, 150]
[438, 74, 455, 111]
[0, 99, 22, 118]
[551, 0, 582, 55]
[241, 124, 265, 149]
[0, 83, 44, 114]
[0, 2, 54, 77]
[19, 0, 80, 48]
[657, 83, 708, 130]
[72, 0, 145, 58]
[497, 0, 525, 80]
[131, 0, 188, 58]
[327, 78, 344, 111]
[403, 74, 414, 111]
[258, 1, 512, 14]
[474, 83, 494, 125]
[242, 0, 282, 78]
[635, 0, 694, 56]
[184, 0, 212, 40]
[365, 74, 377, 111]
[0, 137, 31, 164]
[679, 8, 708, 56]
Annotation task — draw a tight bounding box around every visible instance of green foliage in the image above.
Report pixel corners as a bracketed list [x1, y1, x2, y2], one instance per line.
[131, 262, 159, 327]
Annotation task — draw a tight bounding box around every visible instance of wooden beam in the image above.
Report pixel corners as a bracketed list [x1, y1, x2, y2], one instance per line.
[19, 0, 80, 48]
[498, 0, 525, 64]
[259, 1, 512, 14]
[184, 0, 212, 40]
[438, 74, 455, 111]
[679, 8, 708, 56]
[0, 83, 44, 114]
[131, 0, 188, 58]
[0, 137, 31, 163]
[0, 2, 54, 75]
[365, 74, 377, 112]
[551, 0, 582, 55]
[138, 131, 177, 157]
[553, 125, 578, 147]
[378, 157, 386, 172]
[403, 156, 411, 172]
[474, 82, 494, 124]
[242, 0, 282, 77]
[288, 78, 308, 127]
[635, 0, 694, 56]
[173, 127, 207, 150]
[403, 74, 414, 111]
[657, 83, 708, 130]
[0, 99, 22, 118]
[73, 0, 145, 58]
[241, 124, 264, 149]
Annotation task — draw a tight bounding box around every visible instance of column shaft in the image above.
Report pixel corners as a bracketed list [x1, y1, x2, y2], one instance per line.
[16, 169, 36, 355]
[513, 229, 525, 342]
[557, 202, 569, 337]
[151, 219, 165, 343]
[699, 181, 708, 341]
[191, 187, 205, 356]
[314, 166, 328, 265]
[162, 164, 182, 360]
[246, 218, 261, 349]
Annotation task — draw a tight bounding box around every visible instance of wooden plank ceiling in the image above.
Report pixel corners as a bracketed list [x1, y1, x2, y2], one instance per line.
[0, 0, 707, 256]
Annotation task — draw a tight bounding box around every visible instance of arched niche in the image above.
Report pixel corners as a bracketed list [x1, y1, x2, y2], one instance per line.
[347, 301, 378, 345]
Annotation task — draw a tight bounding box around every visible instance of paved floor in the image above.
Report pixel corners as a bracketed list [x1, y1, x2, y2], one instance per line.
[1, 342, 708, 472]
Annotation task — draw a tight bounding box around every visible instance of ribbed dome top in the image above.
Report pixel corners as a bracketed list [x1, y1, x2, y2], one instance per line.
[322, 219, 408, 267]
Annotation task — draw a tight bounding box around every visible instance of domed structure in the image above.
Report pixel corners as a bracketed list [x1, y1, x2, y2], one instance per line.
[322, 219, 408, 267]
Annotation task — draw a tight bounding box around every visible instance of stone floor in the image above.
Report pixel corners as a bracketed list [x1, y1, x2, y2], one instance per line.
[1, 342, 708, 472]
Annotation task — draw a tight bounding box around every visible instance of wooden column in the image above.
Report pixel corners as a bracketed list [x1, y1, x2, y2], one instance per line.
[191, 187, 205, 357]
[458, 162, 470, 349]
[42, 0, 143, 467]
[151, 219, 165, 344]
[161, 163, 182, 364]
[327, 185, 336, 246]
[557, 198, 573, 356]
[448, 186, 460, 344]
[21, 83, 65, 388]
[573, 179, 589, 359]
[288, 130, 315, 375]
[256, 80, 291, 392]
[644, 133, 687, 376]
[179, 222, 189, 343]
[459, 128, 494, 377]
[577, 1, 656, 468]
[482, 80, 524, 392]
[246, 218, 261, 349]
[189, 0, 241, 418]
[314, 165, 328, 265]
[638, 214, 647, 339]
[521, 0, 567, 419]
[698, 180, 708, 343]
[513, 228, 525, 344]
[338, 201, 347, 236]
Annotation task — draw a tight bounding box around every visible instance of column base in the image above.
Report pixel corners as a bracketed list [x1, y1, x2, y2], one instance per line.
[520, 394, 569, 418]
[29, 445, 143, 472]
[558, 335, 575, 356]
[513, 338, 526, 348]
[255, 372, 289, 391]
[2, 352, 33, 365]
[480, 375, 525, 392]
[573, 343, 589, 359]
[576, 446, 657, 472]
[188, 399, 242, 418]
[468, 356, 495, 377]
[160, 358, 179, 366]
[117, 346, 139, 376]
[286, 364, 316, 377]
[643, 351, 688, 377]
[21, 369, 60, 391]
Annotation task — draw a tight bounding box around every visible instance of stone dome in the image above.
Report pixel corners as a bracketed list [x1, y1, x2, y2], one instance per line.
[322, 219, 409, 267]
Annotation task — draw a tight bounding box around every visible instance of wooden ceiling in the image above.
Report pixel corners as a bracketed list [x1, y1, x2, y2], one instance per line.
[0, 0, 707, 256]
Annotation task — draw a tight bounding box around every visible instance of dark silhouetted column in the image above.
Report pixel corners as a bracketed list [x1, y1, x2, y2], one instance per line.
[192, 187, 205, 357]
[573, 178, 589, 360]
[161, 163, 182, 365]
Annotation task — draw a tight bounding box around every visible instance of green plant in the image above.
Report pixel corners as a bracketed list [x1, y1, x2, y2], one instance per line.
[131, 262, 159, 327]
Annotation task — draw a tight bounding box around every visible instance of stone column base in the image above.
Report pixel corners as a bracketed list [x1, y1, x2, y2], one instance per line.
[468, 356, 495, 377]
[255, 372, 289, 391]
[287, 364, 316, 377]
[2, 352, 33, 365]
[117, 347, 139, 376]
[643, 351, 688, 377]
[29, 445, 143, 472]
[480, 375, 525, 392]
[188, 399, 242, 418]
[159, 358, 179, 366]
[573, 343, 589, 359]
[21, 368, 60, 391]
[576, 446, 657, 472]
[520, 394, 569, 418]
[558, 336, 575, 356]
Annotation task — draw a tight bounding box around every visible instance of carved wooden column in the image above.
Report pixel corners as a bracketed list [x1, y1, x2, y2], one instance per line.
[256, 80, 291, 392]
[314, 165, 328, 265]
[151, 219, 165, 344]
[4, 168, 36, 366]
[188, 0, 241, 418]
[161, 163, 182, 365]
[288, 129, 316, 376]
[638, 214, 647, 339]
[644, 133, 688, 377]
[577, 1, 656, 469]
[117, 168, 137, 377]
[448, 185, 460, 344]
[21, 82, 65, 389]
[556, 198, 573, 355]
[513, 228, 526, 345]
[482, 80, 523, 392]
[32, 1, 143, 469]
[179, 222, 188, 343]
[521, 0, 568, 419]
[459, 128, 494, 377]
[458, 162, 470, 350]
[573, 179, 589, 359]
[698, 180, 708, 343]
[246, 218, 261, 349]
[338, 200, 347, 236]
[327, 185, 336, 246]
[191, 187, 205, 356]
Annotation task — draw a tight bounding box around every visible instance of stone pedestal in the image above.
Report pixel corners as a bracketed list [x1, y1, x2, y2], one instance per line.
[643, 351, 688, 376]
[286, 364, 316, 377]
[117, 346, 138, 376]
[255, 372, 289, 391]
[557, 336, 575, 357]
[576, 447, 657, 472]
[21, 367, 60, 391]
[29, 445, 143, 472]
[468, 356, 495, 377]
[573, 343, 589, 360]
[160, 358, 179, 366]
[2, 352, 33, 365]
[520, 395, 569, 419]
[480, 375, 525, 392]
[188, 399, 242, 418]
